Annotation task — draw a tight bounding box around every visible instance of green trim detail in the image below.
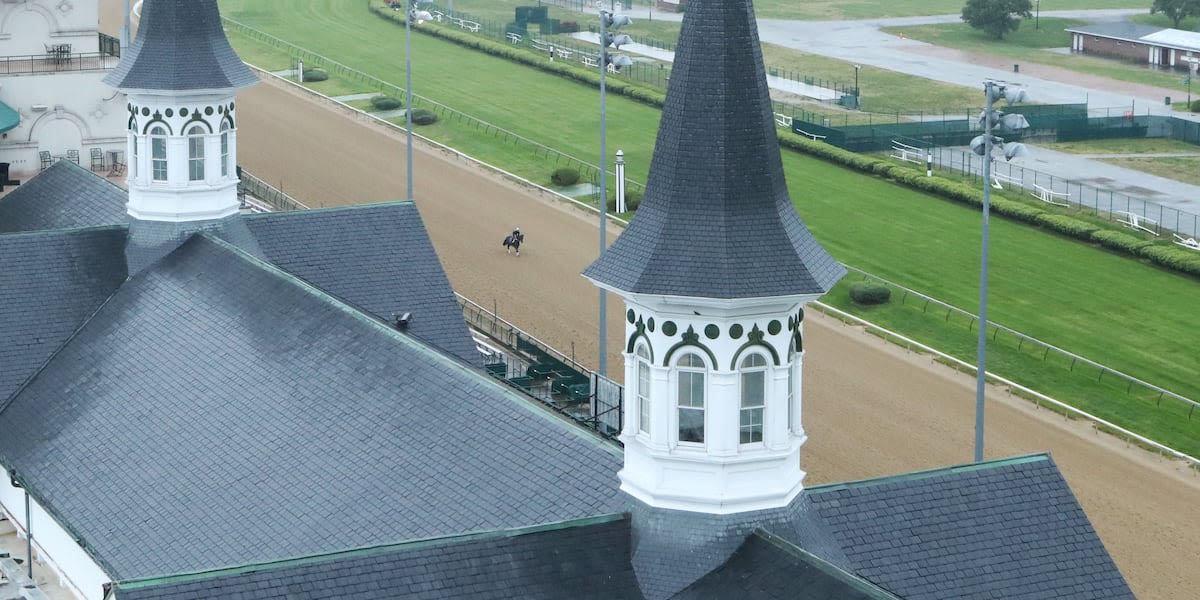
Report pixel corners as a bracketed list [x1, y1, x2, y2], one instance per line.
[704, 323, 719, 339]
[662, 320, 677, 336]
[647, 317, 655, 332]
[767, 320, 782, 335]
[626, 317, 650, 356]
[114, 514, 630, 591]
[663, 325, 717, 368]
[729, 324, 780, 369]
[729, 323, 744, 339]
[626, 309, 635, 324]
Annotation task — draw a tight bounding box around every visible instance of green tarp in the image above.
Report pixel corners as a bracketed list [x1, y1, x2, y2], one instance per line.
[0, 101, 19, 134]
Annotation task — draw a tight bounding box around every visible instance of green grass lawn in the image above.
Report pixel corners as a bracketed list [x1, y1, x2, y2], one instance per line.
[1043, 138, 1200, 185]
[218, 0, 1200, 456]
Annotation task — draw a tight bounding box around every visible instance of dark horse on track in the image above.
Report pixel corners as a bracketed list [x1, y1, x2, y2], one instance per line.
[502, 229, 525, 256]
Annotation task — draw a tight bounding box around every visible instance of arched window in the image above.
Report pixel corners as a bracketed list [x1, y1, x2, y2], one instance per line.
[739, 354, 767, 444]
[220, 121, 230, 177]
[636, 344, 651, 435]
[187, 125, 206, 181]
[787, 338, 797, 433]
[150, 125, 167, 182]
[676, 353, 706, 444]
[130, 122, 139, 179]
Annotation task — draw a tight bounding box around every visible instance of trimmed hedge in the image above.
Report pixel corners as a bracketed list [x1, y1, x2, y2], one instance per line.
[410, 107, 438, 125]
[1034, 213, 1101, 238]
[849, 282, 892, 305]
[302, 67, 328, 82]
[1092, 229, 1154, 254]
[606, 189, 643, 213]
[371, 95, 403, 110]
[551, 167, 580, 186]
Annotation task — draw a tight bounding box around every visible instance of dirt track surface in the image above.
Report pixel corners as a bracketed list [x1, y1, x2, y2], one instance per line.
[236, 76, 1200, 599]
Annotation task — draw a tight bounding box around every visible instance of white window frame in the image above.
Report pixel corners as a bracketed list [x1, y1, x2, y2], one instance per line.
[220, 121, 230, 177]
[675, 353, 706, 445]
[636, 344, 651, 436]
[187, 125, 206, 182]
[150, 125, 168, 182]
[739, 353, 767, 445]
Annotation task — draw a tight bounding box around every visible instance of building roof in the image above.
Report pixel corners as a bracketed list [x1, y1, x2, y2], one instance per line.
[0, 226, 127, 404]
[673, 530, 899, 600]
[0, 161, 127, 233]
[112, 515, 642, 600]
[245, 202, 480, 365]
[582, 0, 844, 300]
[103, 0, 257, 93]
[0, 235, 624, 580]
[1065, 22, 1165, 43]
[803, 454, 1133, 599]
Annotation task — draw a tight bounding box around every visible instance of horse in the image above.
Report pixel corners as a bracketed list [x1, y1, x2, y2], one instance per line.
[502, 232, 524, 255]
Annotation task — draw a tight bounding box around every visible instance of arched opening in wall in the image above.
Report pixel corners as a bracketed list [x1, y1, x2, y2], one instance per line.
[3, 6, 55, 56]
[38, 117, 83, 159]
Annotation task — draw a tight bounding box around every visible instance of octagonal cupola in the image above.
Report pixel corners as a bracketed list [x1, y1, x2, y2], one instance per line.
[582, 0, 844, 515]
[103, 0, 257, 222]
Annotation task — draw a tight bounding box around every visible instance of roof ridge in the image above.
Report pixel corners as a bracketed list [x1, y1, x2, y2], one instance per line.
[112, 513, 630, 591]
[749, 529, 901, 599]
[806, 452, 1050, 494]
[0, 223, 128, 239]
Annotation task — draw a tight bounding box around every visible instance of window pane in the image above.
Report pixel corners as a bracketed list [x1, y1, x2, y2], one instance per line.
[740, 407, 763, 444]
[740, 371, 764, 408]
[678, 371, 704, 408]
[679, 407, 704, 443]
[637, 360, 650, 434]
[188, 135, 205, 181]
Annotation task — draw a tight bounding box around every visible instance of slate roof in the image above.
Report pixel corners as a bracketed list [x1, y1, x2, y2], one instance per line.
[0, 161, 127, 233]
[673, 530, 898, 600]
[0, 226, 127, 404]
[0, 235, 624, 580]
[103, 0, 256, 93]
[582, 0, 844, 300]
[245, 202, 479, 365]
[803, 454, 1134, 600]
[113, 515, 642, 600]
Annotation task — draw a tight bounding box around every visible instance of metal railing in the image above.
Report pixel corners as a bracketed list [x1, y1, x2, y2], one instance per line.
[0, 52, 119, 75]
[812, 302, 1200, 468]
[840, 265, 1200, 419]
[237, 170, 310, 212]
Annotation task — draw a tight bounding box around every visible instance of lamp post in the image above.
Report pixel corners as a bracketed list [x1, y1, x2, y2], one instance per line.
[596, 9, 632, 377]
[405, 0, 432, 200]
[854, 64, 861, 110]
[970, 81, 1029, 463]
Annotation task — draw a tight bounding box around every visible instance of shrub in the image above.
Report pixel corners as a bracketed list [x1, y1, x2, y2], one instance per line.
[551, 167, 580, 186]
[302, 68, 328, 82]
[559, 20, 580, 33]
[1091, 229, 1153, 254]
[1191, 99, 1200, 113]
[370, 95, 403, 110]
[1139, 244, 1200, 276]
[606, 189, 643, 213]
[1034, 213, 1101, 239]
[410, 108, 438, 125]
[849, 281, 891, 305]
[990, 197, 1044, 225]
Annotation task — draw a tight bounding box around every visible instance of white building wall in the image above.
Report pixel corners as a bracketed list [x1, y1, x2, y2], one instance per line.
[0, 467, 111, 600]
[0, 72, 127, 177]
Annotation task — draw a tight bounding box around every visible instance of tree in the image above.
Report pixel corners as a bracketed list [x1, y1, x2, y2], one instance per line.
[961, 0, 1033, 40]
[1151, 0, 1200, 28]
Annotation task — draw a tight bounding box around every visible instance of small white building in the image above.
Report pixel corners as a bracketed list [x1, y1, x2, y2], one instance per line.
[0, 0, 125, 180]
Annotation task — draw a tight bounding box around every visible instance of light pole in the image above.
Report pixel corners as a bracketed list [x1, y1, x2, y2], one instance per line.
[854, 64, 861, 110]
[970, 81, 1029, 463]
[596, 10, 632, 377]
[405, 0, 432, 200]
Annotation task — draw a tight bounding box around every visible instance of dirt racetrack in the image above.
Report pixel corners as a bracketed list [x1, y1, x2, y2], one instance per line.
[235, 75, 1200, 599]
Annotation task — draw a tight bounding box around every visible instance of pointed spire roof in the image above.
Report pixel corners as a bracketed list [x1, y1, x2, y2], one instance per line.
[103, 0, 256, 93]
[583, 0, 843, 300]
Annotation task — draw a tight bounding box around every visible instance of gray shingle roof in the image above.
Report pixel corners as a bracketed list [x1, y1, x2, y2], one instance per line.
[672, 530, 898, 600]
[1064, 22, 1164, 41]
[0, 161, 127, 233]
[114, 515, 642, 600]
[0, 226, 127, 405]
[245, 202, 480, 365]
[103, 0, 256, 93]
[803, 454, 1134, 600]
[0, 235, 623, 580]
[582, 0, 843, 299]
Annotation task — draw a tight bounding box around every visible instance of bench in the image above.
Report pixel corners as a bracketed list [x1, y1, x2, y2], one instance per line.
[890, 140, 925, 164]
[1173, 233, 1200, 251]
[1115, 211, 1159, 236]
[1030, 184, 1069, 207]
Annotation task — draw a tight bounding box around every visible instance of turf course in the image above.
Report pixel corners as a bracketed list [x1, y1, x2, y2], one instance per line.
[217, 0, 1200, 456]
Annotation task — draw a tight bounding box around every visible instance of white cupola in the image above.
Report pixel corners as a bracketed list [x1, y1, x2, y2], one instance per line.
[581, 0, 845, 515]
[103, 0, 257, 222]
